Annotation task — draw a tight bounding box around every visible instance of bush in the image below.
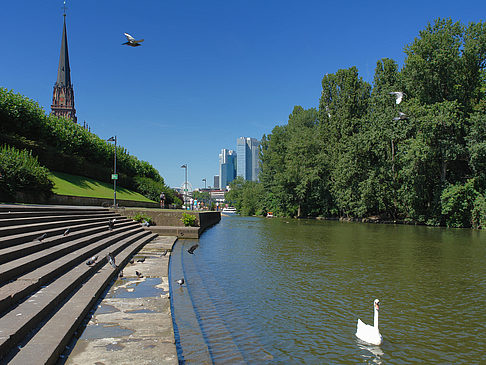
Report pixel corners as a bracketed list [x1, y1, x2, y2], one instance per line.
[472, 194, 486, 229]
[131, 213, 154, 225]
[0, 145, 53, 201]
[181, 212, 198, 227]
[441, 179, 478, 228]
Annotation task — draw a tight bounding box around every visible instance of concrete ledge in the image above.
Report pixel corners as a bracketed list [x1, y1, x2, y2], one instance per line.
[143, 226, 200, 239]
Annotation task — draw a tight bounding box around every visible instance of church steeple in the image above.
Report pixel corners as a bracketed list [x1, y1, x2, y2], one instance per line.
[51, 5, 77, 122]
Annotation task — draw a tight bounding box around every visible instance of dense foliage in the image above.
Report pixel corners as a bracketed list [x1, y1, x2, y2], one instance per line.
[0, 87, 171, 201]
[0, 145, 54, 201]
[235, 18, 486, 228]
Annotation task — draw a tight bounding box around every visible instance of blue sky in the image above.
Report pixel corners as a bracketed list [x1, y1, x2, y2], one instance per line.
[1, 1, 485, 189]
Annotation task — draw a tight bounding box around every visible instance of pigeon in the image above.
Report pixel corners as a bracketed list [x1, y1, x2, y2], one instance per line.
[107, 252, 117, 269]
[119, 270, 124, 278]
[389, 91, 405, 105]
[86, 255, 98, 266]
[129, 258, 135, 264]
[108, 218, 116, 231]
[137, 257, 145, 263]
[187, 244, 199, 254]
[122, 33, 144, 47]
[63, 228, 70, 236]
[34, 233, 47, 242]
[136, 271, 144, 278]
[176, 278, 185, 286]
[393, 111, 408, 121]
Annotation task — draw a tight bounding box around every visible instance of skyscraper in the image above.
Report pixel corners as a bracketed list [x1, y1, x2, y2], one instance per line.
[219, 149, 237, 189]
[51, 9, 77, 122]
[236, 137, 260, 181]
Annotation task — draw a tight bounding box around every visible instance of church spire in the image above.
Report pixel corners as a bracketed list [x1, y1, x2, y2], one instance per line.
[51, 2, 77, 123]
[56, 13, 71, 87]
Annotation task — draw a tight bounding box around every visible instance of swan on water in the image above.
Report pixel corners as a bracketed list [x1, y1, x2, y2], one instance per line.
[356, 299, 383, 346]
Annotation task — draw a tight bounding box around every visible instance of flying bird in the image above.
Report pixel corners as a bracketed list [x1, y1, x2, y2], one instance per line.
[187, 244, 199, 254]
[122, 33, 144, 47]
[389, 91, 405, 105]
[107, 252, 117, 269]
[393, 111, 408, 121]
[176, 278, 185, 286]
[86, 255, 98, 266]
[63, 228, 70, 236]
[108, 218, 116, 231]
[136, 271, 144, 278]
[34, 233, 47, 242]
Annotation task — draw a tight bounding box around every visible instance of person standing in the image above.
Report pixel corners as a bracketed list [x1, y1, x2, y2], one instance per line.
[160, 192, 165, 208]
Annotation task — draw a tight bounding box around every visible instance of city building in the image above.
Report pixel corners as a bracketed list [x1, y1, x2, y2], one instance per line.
[236, 137, 260, 181]
[213, 175, 220, 190]
[51, 9, 77, 122]
[219, 149, 237, 189]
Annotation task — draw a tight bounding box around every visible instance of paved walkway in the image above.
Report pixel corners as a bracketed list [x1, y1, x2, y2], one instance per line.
[64, 236, 178, 364]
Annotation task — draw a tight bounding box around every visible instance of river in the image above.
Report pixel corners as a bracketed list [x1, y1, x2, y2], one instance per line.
[169, 215, 486, 364]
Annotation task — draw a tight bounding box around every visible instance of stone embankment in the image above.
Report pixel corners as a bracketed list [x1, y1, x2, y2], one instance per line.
[0, 204, 163, 364]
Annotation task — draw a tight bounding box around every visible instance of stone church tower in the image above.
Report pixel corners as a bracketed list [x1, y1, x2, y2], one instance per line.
[51, 11, 77, 122]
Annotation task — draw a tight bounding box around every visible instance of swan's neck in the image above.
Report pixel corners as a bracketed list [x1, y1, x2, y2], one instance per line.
[374, 307, 379, 329]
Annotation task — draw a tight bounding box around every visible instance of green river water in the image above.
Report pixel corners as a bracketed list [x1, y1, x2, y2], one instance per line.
[170, 215, 486, 364]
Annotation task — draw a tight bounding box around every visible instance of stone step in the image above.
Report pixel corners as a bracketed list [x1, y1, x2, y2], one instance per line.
[0, 220, 140, 285]
[0, 212, 118, 228]
[0, 214, 122, 248]
[0, 230, 156, 361]
[0, 226, 146, 315]
[7, 232, 157, 365]
[0, 210, 112, 220]
[0, 205, 108, 214]
[0, 218, 133, 265]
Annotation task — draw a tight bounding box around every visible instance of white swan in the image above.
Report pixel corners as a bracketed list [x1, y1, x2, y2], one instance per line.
[356, 299, 383, 345]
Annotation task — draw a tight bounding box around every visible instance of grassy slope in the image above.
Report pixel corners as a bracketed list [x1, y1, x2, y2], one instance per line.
[49, 171, 155, 202]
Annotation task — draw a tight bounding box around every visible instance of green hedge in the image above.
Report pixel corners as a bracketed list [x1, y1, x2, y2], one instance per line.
[0, 145, 53, 201]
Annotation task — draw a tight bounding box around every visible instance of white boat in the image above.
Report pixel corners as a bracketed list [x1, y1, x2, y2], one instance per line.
[222, 207, 237, 214]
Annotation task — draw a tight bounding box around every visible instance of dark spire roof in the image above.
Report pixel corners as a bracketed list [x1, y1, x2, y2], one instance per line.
[56, 14, 71, 87]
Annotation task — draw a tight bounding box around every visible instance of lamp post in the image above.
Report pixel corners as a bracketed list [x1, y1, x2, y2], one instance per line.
[181, 164, 187, 209]
[107, 136, 117, 207]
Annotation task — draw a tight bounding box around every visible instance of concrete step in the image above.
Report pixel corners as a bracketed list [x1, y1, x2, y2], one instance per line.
[0, 205, 108, 214]
[6, 232, 158, 365]
[0, 226, 147, 315]
[0, 210, 112, 220]
[0, 230, 157, 361]
[0, 220, 140, 285]
[0, 214, 122, 248]
[0, 212, 118, 228]
[0, 217, 133, 264]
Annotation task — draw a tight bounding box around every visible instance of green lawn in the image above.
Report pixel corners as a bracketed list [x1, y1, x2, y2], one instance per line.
[49, 171, 155, 202]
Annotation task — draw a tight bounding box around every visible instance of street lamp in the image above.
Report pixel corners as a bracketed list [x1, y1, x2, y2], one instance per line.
[107, 136, 117, 207]
[181, 164, 187, 209]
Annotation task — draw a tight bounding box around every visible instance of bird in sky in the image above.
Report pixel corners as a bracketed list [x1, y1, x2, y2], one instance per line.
[107, 252, 117, 269]
[393, 111, 409, 121]
[122, 33, 144, 47]
[389, 91, 405, 105]
[86, 255, 98, 266]
[176, 278, 185, 286]
[187, 244, 199, 254]
[63, 228, 70, 236]
[35, 233, 47, 242]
